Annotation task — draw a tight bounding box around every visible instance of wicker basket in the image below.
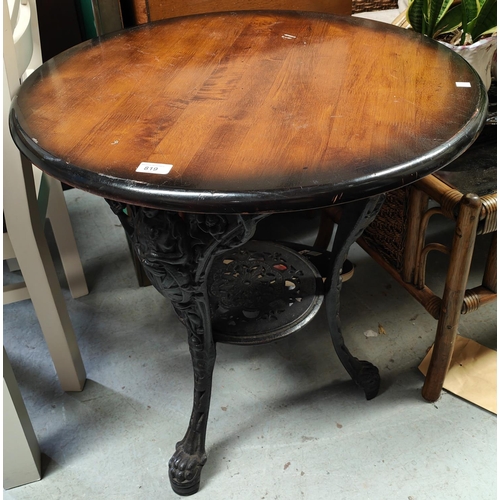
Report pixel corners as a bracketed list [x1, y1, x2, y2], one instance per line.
[352, 0, 398, 12]
[361, 187, 410, 272]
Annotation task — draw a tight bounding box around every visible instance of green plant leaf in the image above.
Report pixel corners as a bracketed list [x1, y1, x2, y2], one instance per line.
[437, 0, 459, 23]
[434, 4, 463, 36]
[469, 0, 497, 41]
[407, 0, 426, 33]
[461, 0, 480, 27]
[406, 0, 497, 43]
[423, 0, 432, 34]
[429, 0, 456, 35]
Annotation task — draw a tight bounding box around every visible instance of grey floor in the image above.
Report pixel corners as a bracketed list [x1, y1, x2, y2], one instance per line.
[3, 188, 497, 500]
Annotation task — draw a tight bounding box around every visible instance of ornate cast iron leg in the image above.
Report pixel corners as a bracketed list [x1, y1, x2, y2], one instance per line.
[324, 195, 385, 400]
[107, 201, 264, 495]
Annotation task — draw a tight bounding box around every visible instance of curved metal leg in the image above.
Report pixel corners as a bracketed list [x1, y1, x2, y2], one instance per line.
[325, 195, 385, 400]
[168, 294, 215, 496]
[108, 202, 263, 495]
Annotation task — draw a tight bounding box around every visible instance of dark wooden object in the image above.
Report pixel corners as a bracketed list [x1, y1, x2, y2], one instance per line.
[9, 11, 487, 495]
[124, 0, 352, 24]
[35, 0, 85, 61]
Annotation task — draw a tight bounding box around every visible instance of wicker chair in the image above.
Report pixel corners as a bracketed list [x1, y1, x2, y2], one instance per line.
[315, 89, 497, 403]
[352, 0, 398, 14]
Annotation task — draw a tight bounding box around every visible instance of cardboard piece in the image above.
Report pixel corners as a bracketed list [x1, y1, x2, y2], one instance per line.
[419, 335, 497, 414]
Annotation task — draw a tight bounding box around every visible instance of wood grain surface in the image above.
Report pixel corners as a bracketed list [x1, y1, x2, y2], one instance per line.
[11, 11, 487, 213]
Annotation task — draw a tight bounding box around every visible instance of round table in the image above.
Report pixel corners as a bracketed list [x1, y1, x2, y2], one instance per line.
[10, 10, 487, 495]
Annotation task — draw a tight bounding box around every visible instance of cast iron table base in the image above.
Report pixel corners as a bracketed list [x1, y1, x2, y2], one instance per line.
[209, 240, 324, 345]
[108, 194, 384, 495]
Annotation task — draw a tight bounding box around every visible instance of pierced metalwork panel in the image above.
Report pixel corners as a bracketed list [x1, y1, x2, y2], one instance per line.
[209, 240, 323, 345]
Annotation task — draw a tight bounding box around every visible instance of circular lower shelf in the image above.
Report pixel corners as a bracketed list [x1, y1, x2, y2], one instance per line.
[209, 240, 324, 345]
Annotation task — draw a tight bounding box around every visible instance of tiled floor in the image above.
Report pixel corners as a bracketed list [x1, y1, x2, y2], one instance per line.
[3, 188, 496, 499]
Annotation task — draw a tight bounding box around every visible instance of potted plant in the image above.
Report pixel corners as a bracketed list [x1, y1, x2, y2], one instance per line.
[406, 0, 497, 88]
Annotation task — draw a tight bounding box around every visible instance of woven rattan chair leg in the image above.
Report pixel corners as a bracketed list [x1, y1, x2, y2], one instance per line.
[421, 194, 482, 402]
[482, 232, 497, 293]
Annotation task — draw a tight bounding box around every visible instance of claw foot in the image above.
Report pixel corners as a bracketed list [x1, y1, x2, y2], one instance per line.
[353, 359, 380, 400]
[168, 443, 207, 496]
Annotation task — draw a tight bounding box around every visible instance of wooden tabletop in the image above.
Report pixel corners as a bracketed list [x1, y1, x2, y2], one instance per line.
[10, 11, 487, 213]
